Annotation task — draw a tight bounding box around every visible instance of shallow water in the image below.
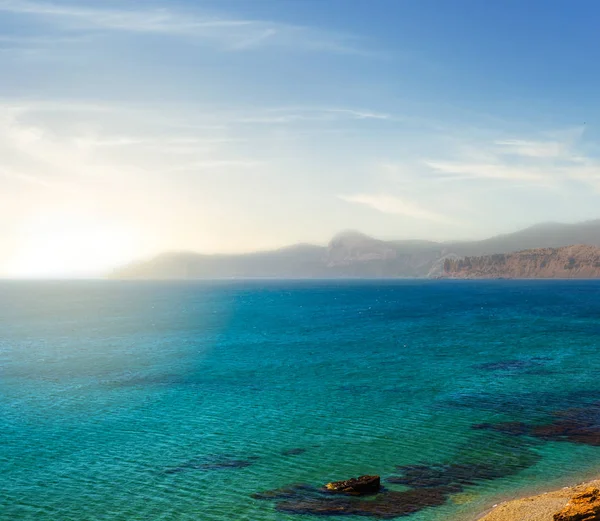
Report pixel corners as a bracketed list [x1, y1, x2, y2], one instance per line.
[2, 280, 600, 520]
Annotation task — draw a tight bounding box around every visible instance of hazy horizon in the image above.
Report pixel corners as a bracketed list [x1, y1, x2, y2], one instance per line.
[2, 0, 600, 277]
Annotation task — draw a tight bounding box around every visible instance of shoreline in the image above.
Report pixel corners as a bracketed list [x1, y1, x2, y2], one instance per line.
[471, 478, 600, 521]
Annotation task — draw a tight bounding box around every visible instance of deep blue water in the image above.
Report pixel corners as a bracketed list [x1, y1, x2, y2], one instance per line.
[3, 280, 600, 520]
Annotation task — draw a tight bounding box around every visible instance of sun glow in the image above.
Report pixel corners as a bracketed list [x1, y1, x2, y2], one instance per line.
[6, 213, 139, 278]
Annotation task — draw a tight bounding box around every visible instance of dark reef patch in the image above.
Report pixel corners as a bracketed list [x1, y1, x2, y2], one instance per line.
[472, 422, 531, 436]
[386, 456, 536, 493]
[473, 403, 600, 446]
[102, 373, 190, 388]
[336, 384, 374, 394]
[444, 389, 600, 417]
[254, 437, 540, 518]
[254, 483, 449, 519]
[474, 359, 534, 371]
[472, 356, 553, 374]
[252, 484, 316, 500]
[164, 455, 259, 474]
[387, 464, 477, 491]
[275, 488, 449, 518]
[282, 448, 307, 456]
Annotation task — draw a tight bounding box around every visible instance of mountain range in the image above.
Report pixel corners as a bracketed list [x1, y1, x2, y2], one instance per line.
[112, 219, 600, 279]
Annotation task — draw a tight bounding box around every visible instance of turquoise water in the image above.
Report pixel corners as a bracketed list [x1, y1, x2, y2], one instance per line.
[3, 280, 600, 520]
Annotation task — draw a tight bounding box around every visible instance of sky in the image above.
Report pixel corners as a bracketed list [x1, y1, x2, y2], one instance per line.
[2, 0, 600, 277]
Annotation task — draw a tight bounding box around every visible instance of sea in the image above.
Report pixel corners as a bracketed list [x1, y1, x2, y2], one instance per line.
[3, 280, 600, 521]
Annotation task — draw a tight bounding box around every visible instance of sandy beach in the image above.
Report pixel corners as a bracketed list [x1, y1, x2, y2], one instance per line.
[476, 479, 600, 521]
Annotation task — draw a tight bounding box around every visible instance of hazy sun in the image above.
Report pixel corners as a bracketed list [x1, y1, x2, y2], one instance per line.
[7, 213, 139, 278]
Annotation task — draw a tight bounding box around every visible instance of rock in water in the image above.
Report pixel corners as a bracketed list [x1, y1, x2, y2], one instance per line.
[324, 475, 380, 496]
[554, 487, 600, 521]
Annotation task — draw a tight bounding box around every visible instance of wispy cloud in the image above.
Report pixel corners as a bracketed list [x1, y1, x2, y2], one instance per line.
[425, 158, 546, 182]
[0, 34, 88, 45]
[0, 100, 269, 192]
[234, 107, 390, 124]
[317, 108, 391, 120]
[166, 159, 264, 173]
[422, 127, 600, 188]
[0, 0, 365, 54]
[494, 139, 567, 158]
[0, 165, 54, 187]
[338, 194, 449, 223]
[493, 127, 585, 159]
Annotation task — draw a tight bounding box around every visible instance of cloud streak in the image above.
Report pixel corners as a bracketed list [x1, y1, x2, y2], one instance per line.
[421, 128, 600, 189]
[338, 193, 450, 223]
[0, 0, 364, 54]
[425, 158, 546, 182]
[494, 139, 567, 158]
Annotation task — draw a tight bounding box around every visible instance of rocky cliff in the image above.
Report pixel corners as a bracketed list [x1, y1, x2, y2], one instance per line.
[443, 245, 600, 279]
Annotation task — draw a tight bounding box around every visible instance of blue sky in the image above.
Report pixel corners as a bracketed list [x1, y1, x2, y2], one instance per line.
[1, 0, 600, 276]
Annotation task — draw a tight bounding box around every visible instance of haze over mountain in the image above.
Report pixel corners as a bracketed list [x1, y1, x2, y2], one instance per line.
[112, 219, 600, 279]
[4, 2, 600, 278]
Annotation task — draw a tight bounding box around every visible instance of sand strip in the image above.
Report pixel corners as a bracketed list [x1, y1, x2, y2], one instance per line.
[476, 479, 600, 521]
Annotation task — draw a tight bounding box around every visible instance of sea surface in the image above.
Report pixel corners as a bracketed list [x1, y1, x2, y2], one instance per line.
[3, 280, 600, 521]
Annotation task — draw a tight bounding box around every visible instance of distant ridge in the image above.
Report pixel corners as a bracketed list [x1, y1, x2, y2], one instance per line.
[111, 219, 600, 279]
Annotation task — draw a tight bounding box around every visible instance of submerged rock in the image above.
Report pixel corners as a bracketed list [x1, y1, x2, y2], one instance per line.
[325, 475, 381, 496]
[277, 488, 448, 519]
[164, 455, 259, 474]
[473, 359, 545, 372]
[554, 487, 600, 521]
[386, 462, 523, 493]
[472, 422, 531, 436]
[282, 448, 307, 456]
[474, 403, 600, 447]
[254, 478, 452, 518]
[387, 464, 473, 491]
[251, 484, 315, 500]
